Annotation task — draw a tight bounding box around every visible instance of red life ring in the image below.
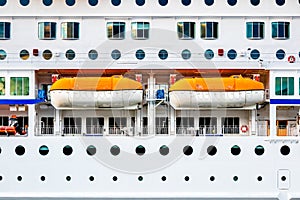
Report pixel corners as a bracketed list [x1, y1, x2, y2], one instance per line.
[240, 125, 248, 133]
[288, 56, 295, 63]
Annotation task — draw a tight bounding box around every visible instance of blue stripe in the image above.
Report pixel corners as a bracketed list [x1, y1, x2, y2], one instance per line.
[270, 99, 300, 104]
[0, 99, 45, 104]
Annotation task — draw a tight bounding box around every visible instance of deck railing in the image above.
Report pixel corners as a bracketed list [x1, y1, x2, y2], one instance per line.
[85, 126, 104, 136]
[62, 126, 82, 135]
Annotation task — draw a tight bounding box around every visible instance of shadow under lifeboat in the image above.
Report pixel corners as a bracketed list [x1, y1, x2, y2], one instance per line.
[169, 75, 265, 109]
[50, 75, 143, 109]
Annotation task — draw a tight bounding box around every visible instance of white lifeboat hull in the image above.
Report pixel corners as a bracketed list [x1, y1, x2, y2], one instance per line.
[169, 90, 265, 109]
[50, 90, 143, 109]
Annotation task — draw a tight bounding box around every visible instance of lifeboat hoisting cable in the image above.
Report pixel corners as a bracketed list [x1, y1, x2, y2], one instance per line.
[288, 55, 296, 63]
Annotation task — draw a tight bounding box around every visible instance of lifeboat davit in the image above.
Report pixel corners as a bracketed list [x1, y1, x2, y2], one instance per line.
[50, 75, 143, 109]
[169, 75, 265, 109]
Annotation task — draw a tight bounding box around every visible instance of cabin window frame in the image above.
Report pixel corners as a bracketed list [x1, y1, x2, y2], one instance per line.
[61, 22, 80, 40]
[177, 22, 195, 40]
[275, 77, 294, 96]
[221, 117, 240, 134]
[0, 22, 10, 40]
[131, 22, 150, 40]
[272, 21, 290, 40]
[200, 21, 218, 40]
[38, 22, 56, 40]
[107, 22, 125, 40]
[246, 22, 264, 40]
[10, 77, 29, 96]
[0, 77, 5, 96]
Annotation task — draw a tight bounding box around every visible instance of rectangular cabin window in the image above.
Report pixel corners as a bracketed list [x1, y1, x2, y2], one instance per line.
[86, 117, 104, 135]
[0, 77, 5, 95]
[272, 22, 290, 40]
[63, 117, 81, 134]
[0, 116, 9, 126]
[176, 117, 194, 135]
[10, 77, 29, 96]
[246, 22, 264, 40]
[107, 22, 125, 39]
[177, 22, 195, 39]
[0, 22, 10, 39]
[200, 22, 218, 40]
[61, 22, 79, 40]
[38, 22, 56, 40]
[275, 77, 294, 96]
[41, 117, 54, 135]
[131, 22, 149, 39]
[108, 117, 127, 135]
[199, 117, 217, 135]
[221, 117, 239, 134]
[156, 117, 168, 134]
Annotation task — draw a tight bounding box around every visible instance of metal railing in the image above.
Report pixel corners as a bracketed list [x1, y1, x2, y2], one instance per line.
[108, 127, 135, 136]
[35, 125, 54, 136]
[62, 126, 82, 135]
[85, 126, 104, 136]
[257, 124, 299, 136]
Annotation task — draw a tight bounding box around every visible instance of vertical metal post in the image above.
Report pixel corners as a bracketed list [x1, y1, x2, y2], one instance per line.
[54, 109, 61, 136]
[27, 104, 36, 137]
[148, 74, 156, 135]
[170, 107, 175, 135]
[269, 104, 277, 137]
[251, 109, 256, 135]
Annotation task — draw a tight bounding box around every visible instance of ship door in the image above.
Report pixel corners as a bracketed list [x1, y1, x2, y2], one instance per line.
[277, 120, 287, 136]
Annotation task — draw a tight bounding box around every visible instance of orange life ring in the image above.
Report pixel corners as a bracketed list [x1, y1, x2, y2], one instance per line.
[288, 56, 295, 63]
[240, 125, 248, 133]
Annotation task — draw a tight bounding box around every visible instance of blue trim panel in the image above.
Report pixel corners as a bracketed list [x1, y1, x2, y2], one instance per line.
[0, 99, 45, 104]
[270, 99, 300, 104]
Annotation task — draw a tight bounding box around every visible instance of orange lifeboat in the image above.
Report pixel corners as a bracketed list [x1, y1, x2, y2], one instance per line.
[169, 75, 265, 109]
[50, 75, 143, 109]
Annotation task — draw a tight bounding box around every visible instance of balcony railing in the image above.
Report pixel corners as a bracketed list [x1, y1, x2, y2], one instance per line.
[62, 126, 82, 135]
[35, 125, 54, 136]
[108, 127, 135, 136]
[85, 126, 104, 136]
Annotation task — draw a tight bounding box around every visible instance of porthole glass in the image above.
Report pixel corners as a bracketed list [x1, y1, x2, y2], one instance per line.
[66, 176, 71, 181]
[39, 145, 49, 156]
[88, 49, 98, 60]
[17, 176, 22, 181]
[181, 49, 191, 60]
[0, 49, 7, 60]
[276, 0, 285, 6]
[110, 145, 120, 156]
[65, 0, 75, 6]
[15, 145, 25, 156]
[204, 49, 214, 59]
[158, 0, 168, 6]
[40, 176, 46, 181]
[42, 49, 52, 60]
[204, 0, 214, 6]
[88, 0, 98, 6]
[113, 176, 118, 181]
[158, 49, 168, 60]
[63, 145, 73, 156]
[276, 49, 285, 60]
[161, 176, 167, 181]
[43, 0, 52, 6]
[86, 145, 96, 156]
[135, 49, 145, 60]
[20, 0, 30, 6]
[136, 145, 145, 156]
[138, 176, 143, 181]
[257, 176, 262, 181]
[184, 176, 190, 181]
[183, 145, 193, 156]
[111, 49, 121, 60]
[227, 0, 237, 6]
[250, 49, 260, 60]
[20, 49, 30, 60]
[89, 176, 94, 181]
[111, 0, 121, 6]
[280, 145, 290, 156]
[65, 49, 75, 60]
[0, 0, 6, 6]
[227, 49, 237, 60]
[210, 176, 215, 181]
[159, 145, 169, 156]
[254, 145, 264, 156]
[136, 0, 145, 6]
[233, 176, 238, 181]
[207, 145, 217, 156]
[231, 145, 241, 156]
[250, 0, 260, 6]
[182, 0, 191, 6]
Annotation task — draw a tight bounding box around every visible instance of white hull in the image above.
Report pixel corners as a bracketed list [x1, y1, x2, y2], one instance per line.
[50, 90, 143, 109]
[169, 90, 265, 109]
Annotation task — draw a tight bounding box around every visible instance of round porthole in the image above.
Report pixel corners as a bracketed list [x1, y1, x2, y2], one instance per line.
[65, 0, 75, 6]
[181, 49, 191, 60]
[136, 49, 145, 60]
[88, 0, 98, 6]
[88, 49, 98, 60]
[280, 145, 290, 156]
[250, 0, 260, 6]
[275, 0, 285, 6]
[227, 49, 237, 60]
[0, 0, 7, 6]
[207, 145, 217, 156]
[0, 49, 7, 60]
[182, 0, 191, 6]
[158, 49, 168, 60]
[42, 49, 52, 60]
[276, 49, 285, 60]
[111, 0, 121, 6]
[158, 0, 168, 6]
[110, 145, 120, 156]
[43, 0, 52, 6]
[20, 49, 30, 60]
[65, 49, 75, 60]
[39, 145, 49, 156]
[15, 145, 25, 156]
[204, 0, 214, 6]
[20, 0, 30, 6]
[86, 145, 96, 156]
[227, 0, 237, 6]
[136, 0, 145, 6]
[136, 145, 146, 156]
[204, 49, 214, 60]
[250, 49, 260, 60]
[254, 145, 264, 156]
[111, 49, 121, 60]
[231, 145, 241, 156]
[183, 145, 193, 156]
[159, 145, 169, 156]
[63, 145, 73, 156]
